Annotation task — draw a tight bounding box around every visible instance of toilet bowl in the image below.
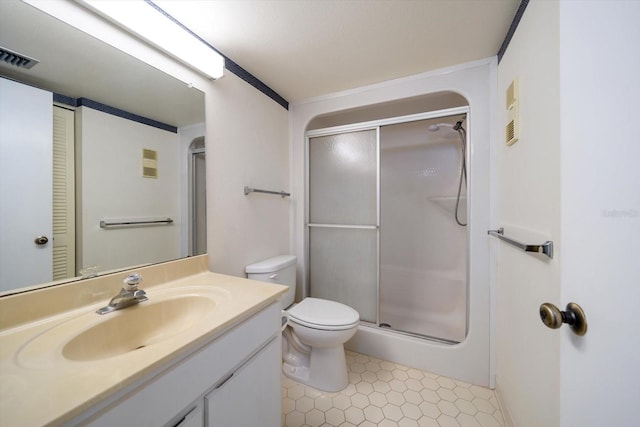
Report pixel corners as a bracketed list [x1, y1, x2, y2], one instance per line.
[284, 297, 359, 391]
[246, 256, 360, 392]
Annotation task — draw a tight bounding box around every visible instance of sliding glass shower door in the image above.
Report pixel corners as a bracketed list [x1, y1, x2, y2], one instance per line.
[307, 113, 468, 343]
[378, 120, 467, 342]
[307, 129, 378, 323]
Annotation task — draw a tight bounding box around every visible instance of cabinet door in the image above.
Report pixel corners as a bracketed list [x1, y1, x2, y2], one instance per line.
[205, 337, 281, 427]
[170, 404, 203, 427]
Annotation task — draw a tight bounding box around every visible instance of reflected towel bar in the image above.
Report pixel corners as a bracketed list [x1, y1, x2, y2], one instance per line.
[487, 227, 554, 259]
[100, 218, 174, 228]
[244, 186, 290, 198]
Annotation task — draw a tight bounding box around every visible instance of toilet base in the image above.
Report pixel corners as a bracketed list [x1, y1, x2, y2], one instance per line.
[282, 345, 349, 392]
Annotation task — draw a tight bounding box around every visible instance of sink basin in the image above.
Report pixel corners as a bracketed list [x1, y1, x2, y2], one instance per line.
[16, 286, 230, 367]
[63, 295, 215, 361]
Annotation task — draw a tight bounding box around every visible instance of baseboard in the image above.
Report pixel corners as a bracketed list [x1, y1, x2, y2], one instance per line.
[494, 379, 515, 427]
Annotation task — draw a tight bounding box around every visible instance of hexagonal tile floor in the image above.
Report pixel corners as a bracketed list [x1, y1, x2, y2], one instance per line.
[282, 351, 504, 427]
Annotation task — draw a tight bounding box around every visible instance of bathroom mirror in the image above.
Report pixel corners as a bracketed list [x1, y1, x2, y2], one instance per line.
[0, 1, 206, 294]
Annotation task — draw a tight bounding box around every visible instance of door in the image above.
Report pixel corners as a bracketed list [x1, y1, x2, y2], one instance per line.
[0, 78, 53, 291]
[558, 2, 640, 425]
[52, 105, 75, 280]
[189, 138, 206, 256]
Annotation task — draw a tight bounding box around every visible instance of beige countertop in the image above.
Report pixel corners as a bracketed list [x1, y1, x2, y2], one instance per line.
[0, 260, 286, 426]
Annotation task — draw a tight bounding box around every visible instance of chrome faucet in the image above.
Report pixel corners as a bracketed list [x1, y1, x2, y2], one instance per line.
[96, 273, 148, 315]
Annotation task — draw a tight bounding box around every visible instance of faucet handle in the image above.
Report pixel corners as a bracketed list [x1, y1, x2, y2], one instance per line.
[123, 273, 142, 290]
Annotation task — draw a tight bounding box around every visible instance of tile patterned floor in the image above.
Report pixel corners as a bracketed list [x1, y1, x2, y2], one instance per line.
[282, 351, 504, 427]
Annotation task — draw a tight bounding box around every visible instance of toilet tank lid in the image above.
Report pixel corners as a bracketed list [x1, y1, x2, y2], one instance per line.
[245, 255, 296, 273]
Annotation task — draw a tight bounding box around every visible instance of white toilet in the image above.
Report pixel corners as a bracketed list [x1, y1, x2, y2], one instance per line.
[246, 255, 359, 392]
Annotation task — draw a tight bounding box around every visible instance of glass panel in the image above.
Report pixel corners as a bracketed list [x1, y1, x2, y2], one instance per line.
[379, 119, 467, 342]
[309, 130, 377, 225]
[309, 227, 377, 323]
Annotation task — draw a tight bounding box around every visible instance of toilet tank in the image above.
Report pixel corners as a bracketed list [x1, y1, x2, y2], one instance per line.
[245, 255, 296, 309]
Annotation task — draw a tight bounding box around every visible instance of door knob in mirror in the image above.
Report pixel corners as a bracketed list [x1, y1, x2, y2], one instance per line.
[34, 235, 49, 245]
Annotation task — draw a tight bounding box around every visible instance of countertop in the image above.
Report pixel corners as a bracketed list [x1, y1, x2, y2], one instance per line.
[0, 267, 286, 426]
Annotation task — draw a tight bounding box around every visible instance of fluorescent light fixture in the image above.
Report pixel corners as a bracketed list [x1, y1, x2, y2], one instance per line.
[80, 0, 224, 79]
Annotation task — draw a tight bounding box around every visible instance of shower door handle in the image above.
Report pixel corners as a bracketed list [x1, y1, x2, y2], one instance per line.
[539, 302, 587, 336]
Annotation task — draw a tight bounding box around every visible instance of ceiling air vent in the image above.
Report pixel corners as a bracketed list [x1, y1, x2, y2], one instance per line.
[0, 46, 39, 69]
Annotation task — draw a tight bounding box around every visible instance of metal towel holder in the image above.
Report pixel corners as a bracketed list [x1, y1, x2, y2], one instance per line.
[487, 227, 554, 259]
[244, 186, 290, 198]
[100, 218, 173, 228]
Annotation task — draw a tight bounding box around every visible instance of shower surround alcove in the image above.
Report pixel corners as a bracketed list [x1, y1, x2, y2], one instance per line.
[307, 110, 469, 344]
[290, 58, 495, 387]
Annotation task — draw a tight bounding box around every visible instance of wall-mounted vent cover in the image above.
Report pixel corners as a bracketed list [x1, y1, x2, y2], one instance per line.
[0, 46, 39, 69]
[505, 78, 520, 146]
[142, 149, 158, 178]
[506, 117, 518, 145]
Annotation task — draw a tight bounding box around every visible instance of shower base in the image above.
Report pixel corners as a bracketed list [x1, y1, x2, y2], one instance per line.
[379, 266, 467, 343]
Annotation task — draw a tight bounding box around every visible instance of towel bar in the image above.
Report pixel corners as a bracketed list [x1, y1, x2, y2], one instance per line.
[100, 218, 173, 228]
[244, 186, 290, 198]
[487, 227, 553, 259]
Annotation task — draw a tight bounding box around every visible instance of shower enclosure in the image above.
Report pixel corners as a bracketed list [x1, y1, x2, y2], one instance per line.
[307, 109, 468, 343]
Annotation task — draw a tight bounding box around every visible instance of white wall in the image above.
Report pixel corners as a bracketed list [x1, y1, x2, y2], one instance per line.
[494, 1, 561, 426]
[206, 73, 290, 277]
[291, 60, 495, 387]
[76, 107, 181, 273]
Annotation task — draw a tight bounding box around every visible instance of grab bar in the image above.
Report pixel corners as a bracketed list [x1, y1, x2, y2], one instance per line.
[244, 186, 290, 198]
[487, 227, 554, 259]
[100, 218, 174, 228]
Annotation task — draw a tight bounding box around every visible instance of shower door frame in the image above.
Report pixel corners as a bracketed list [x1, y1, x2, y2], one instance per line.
[305, 105, 471, 337]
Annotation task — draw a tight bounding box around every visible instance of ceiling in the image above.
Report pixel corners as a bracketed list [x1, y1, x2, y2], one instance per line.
[0, 0, 520, 120]
[155, 0, 521, 103]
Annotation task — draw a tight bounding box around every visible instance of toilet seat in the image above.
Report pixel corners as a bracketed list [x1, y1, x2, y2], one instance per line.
[288, 297, 360, 331]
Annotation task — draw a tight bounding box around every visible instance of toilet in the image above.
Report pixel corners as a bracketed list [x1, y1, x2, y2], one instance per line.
[246, 255, 359, 392]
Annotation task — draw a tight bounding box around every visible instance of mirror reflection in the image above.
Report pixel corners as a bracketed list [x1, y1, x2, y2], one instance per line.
[0, 0, 206, 294]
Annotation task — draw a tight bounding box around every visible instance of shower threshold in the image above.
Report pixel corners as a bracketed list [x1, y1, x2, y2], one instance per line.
[369, 322, 461, 345]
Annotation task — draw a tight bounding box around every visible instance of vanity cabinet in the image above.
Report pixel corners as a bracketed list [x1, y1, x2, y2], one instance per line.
[78, 302, 282, 427]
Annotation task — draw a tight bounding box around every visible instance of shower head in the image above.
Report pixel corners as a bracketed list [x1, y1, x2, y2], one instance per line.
[427, 123, 455, 132]
[429, 116, 466, 132]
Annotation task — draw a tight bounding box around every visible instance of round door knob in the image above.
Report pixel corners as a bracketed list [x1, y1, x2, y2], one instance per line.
[539, 303, 563, 329]
[539, 302, 587, 336]
[34, 235, 49, 245]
